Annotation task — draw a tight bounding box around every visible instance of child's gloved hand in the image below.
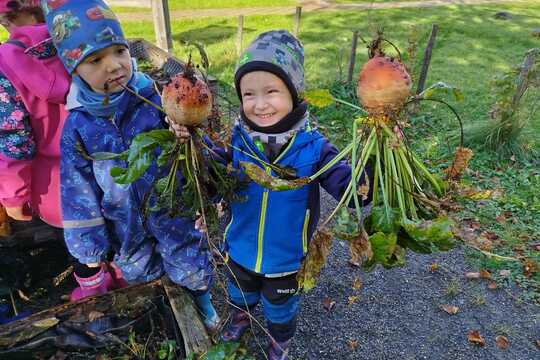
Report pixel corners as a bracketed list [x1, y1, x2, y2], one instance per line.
[165, 116, 190, 143]
[5, 205, 32, 221]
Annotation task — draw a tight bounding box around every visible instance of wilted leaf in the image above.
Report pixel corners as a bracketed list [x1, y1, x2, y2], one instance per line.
[240, 162, 310, 191]
[322, 297, 336, 311]
[352, 277, 362, 291]
[479, 269, 491, 279]
[522, 258, 539, 277]
[467, 330, 486, 346]
[535, 339, 540, 349]
[487, 281, 498, 290]
[401, 217, 455, 253]
[349, 227, 373, 265]
[495, 335, 509, 350]
[304, 89, 334, 107]
[444, 147, 473, 180]
[88, 311, 105, 322]
[347, 339, 359, 351]
[33, 317, 59, 328]
[428, 263, 439, 272]
[298, 230, 333, 291]
[441, 304, 459, 314]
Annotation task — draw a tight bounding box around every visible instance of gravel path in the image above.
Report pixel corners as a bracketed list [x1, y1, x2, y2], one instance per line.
[217, 191, 539, 359]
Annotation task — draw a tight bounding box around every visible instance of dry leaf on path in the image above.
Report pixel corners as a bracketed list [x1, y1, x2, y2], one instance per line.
[479, 269, 491, 279]
[323, 297, 336, 311]
[352, 277, 362, 291]
[465, 272, 481, 279]
[487, 281, 498, 290]
[428, 263, 439, 272]
[441, 304, 459, 314]
[347, 339, 359, 351]
[467, 330, 486, 346]
[495, 335, 509, 350]
[348, 296, 359, 306]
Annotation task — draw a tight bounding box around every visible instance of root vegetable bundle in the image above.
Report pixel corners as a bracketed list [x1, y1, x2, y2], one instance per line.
[241, 34, 470, 291]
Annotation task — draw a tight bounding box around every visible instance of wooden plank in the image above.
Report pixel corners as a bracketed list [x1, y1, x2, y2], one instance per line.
[0, 280, 164, 348]
[162, 277, 211, 357]
[416, 24, 438, 94]
[347, 31, 359, 83]
[293, 6, 302, 37]
[0, 205, 11, 237]
[151, 0, 173, 53]
[236, 15, 244, 57]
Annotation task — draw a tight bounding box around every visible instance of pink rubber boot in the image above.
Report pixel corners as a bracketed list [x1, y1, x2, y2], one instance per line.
[70, 265, 116, 302]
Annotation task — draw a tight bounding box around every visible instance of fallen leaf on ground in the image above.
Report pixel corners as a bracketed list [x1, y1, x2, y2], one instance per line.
[17, 289, 30, 301]
[348, 296, 359, 306]
[487, 281, 498, 290]
[465, 272, 481, 279]
[467, 330, 486, 346]
[352, 277, 362, 291]
[347, 339, 359, 351]
[522, 258, 539, 278]
[428, 263, 439, 272]
[322, 297, 336, 311]
[496, 335, 509, 349]
[480, 231, 499, 241]
[536, 339, 540, 349]
[88, 311, 105, 322]
[529, 243, 540, 252]
[480, 269, 491, 279]
[441, 304, 459, 314]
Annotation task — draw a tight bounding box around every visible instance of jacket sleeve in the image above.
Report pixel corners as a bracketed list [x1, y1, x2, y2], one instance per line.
[60, 119, 111, 264]
[0, 73, 36, 207]
[316, 137, 373, 207]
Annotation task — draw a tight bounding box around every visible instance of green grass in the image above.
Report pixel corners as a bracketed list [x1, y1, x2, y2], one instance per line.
[332, 0, 420, 3]
[111, 0, 296, 13]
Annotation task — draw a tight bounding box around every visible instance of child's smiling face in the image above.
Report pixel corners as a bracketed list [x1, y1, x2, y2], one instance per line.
[74, 44, 132, 94]
[240, 71, 293, 127]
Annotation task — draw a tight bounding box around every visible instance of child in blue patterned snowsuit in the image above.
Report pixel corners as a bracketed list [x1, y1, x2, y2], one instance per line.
[42, 0, 219, 329]
[214, 30, 373, 359]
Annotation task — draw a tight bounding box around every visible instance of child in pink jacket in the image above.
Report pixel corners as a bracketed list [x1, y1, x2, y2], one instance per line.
[0, 0, 70, 227]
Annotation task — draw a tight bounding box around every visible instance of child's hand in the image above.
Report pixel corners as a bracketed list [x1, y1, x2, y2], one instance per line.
[195, 215, 207, 233]
[165, 116, 190, 143]
[5, 205, 32, 221]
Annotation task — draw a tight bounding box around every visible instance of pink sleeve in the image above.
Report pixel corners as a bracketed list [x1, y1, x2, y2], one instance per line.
[0, 152, 32, 207]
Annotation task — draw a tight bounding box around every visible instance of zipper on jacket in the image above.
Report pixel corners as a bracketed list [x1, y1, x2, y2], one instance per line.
[255, 166, 270, 273]
[302, 209, 310, 254]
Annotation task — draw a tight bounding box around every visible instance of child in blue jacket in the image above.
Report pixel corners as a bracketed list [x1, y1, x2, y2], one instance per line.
[42, 0, 219, 330]
[184, 30, 373, 359]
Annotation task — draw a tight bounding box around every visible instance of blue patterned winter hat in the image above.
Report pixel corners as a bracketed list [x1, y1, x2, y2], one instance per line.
[41, 0, 127, 74]
[235, 29, 305, 106]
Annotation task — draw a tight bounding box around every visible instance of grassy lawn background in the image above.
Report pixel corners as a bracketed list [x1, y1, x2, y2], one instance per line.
[111, 0, 296, 13]
[0, 2, 538, 299]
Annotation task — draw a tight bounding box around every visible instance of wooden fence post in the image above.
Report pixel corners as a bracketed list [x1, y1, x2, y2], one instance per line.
[236, 15, 244, 56]
[347, 31, 359, 83]
[151, 0, 173, 53]
[293, 6, 302, 37]
[416, 24, 438, 94]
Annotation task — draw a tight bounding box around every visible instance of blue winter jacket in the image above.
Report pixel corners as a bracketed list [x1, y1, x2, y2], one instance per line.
[60, 83, 205, 267]
[220, 124, 372, 275]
